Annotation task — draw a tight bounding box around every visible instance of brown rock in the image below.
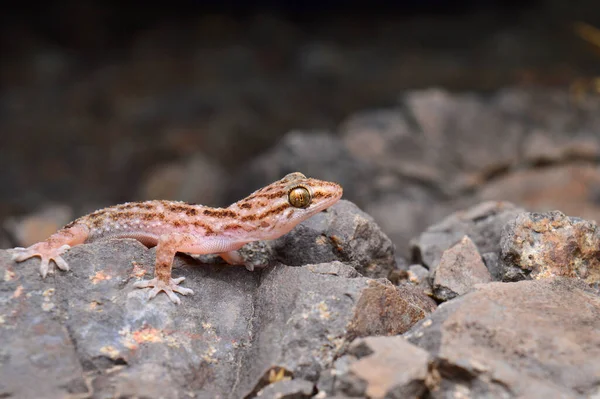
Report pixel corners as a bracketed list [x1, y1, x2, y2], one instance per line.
[347, 281, 437, 339]
[406, 278, 600, 398]
[432, 236, 492, 301]
[500, 210, 600, 286]
[331, 336, 430, 398]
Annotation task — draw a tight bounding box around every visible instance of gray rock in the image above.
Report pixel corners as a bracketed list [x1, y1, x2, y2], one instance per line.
[327, 336, 430, 398]
[237, 262, 436, 397]
[405, 278, 600, 398]
[500, 210, 600, 287]
[481, 252, 502, 281]
[0, 250, 88, 398]
[432, 236, 492, 301]
[273, 200, 397, 279]
[407, 264, 430, 287]
[1, 241, 433, 398]
[410, 201, 524, 273]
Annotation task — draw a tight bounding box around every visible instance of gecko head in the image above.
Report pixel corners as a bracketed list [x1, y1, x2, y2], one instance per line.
[233, 172, 343, 240]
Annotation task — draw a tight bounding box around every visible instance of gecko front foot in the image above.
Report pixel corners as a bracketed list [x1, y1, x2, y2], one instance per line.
[9, 244, 71, 278]
[133, 277, 194, 304]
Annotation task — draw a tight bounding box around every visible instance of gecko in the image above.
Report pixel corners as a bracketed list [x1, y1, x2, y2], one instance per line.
[9, 172, 343, 304]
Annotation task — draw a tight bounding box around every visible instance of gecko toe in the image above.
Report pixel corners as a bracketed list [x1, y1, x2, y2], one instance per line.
[173, 286, 194, 296]
[39, 258, 51, 278]
[9, 248, 33, 262]
[148, 286, 161, 299]
[172, 276, 186, 284]
[53, 256, 69, 271]
[135, 277, 190, 304]
[133, 280, 152, 288]
[164, 290, 181, 304]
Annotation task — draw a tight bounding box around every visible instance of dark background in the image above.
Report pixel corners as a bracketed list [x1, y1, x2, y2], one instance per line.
[2, 0, 600, 251]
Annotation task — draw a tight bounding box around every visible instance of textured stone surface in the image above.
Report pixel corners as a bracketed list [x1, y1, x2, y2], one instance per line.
[406, 278, 600, 398]
[273, 200, 397, 279]
[432, 235, 492, 301]
[346, 281, 437, 340]
[0, 206, 434, 398]
[237, 263, 435, 397]
[500, 210, 600, 286]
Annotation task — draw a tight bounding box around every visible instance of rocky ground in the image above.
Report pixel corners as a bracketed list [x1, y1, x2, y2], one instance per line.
[2, 1, 600, 398]
[1, 199, 599, 398]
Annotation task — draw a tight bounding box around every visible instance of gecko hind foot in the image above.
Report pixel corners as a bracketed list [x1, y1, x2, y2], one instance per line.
[9, 244, 71, 278]
[133, 277, 194, 304]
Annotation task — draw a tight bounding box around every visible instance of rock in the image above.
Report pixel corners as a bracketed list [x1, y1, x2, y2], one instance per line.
[500, 210, 600, 286]
[273, 200, 397, 279]
[0, 250, 88, 398]
[410, 201, 524, 273]
[346, 281, 437, 340]
[1, 242, 434, 398]
[237, 262, 436, 396]
[406, 278, 600, 398]
[432, 236, 492, 301]
[326, 336, 430, 398]
[407, 264, 430, 288]
[387, 255, 410, 285]
[481, 252, 503, 281]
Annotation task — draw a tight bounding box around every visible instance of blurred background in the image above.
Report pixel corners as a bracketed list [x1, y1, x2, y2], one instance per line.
[2, 0, 600, 259]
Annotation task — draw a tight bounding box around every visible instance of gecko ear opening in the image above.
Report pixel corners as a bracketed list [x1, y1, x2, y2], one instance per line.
[288, 186, 312, 208]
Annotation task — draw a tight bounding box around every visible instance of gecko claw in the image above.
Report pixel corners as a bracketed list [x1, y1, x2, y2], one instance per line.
[134, 277, 194, 304]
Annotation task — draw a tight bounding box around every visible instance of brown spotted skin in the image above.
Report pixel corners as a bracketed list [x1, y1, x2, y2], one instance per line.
[9, 172, 343, 304]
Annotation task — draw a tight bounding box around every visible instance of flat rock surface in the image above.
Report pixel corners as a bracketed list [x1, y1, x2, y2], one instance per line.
[406, 278, 600, 398]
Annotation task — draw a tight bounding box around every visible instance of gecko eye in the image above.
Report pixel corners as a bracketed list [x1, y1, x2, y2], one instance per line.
[288, 186, 312, 208]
